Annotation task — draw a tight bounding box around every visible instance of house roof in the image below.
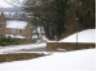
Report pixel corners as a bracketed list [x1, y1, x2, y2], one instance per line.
[6, 20, 28, 29]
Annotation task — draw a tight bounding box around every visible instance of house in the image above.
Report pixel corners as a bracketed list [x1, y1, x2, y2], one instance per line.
[0, 12, 32, 40]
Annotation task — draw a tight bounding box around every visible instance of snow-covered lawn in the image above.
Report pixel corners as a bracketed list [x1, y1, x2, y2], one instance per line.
[43, 29, 96, 43]
[59, 29, 96, 43]
[0, 43, 47, 54]
[0, 48, 96, 71]
[0, 29, 95, 71]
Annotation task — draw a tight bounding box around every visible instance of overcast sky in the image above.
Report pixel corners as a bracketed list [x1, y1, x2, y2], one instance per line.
[0, 0, 24, 8]
[0, 0, 12, 8]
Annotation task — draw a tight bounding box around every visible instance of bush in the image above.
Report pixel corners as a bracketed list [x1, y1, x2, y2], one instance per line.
[0, 38, 30, 46]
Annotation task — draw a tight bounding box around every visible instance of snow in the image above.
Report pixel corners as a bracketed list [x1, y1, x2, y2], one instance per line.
[42, 36, 58, 43]
[42, 29, 96, 43]
[6, 20, 28, 29]
[0, 28, 95, 71]
[59, 29, 96, 43]
[0, 48, 96, 71]
[0, 43, 47, 54]
[5, 34, 26, 39]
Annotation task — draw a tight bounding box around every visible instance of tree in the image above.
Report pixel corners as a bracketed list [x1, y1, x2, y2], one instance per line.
[24, 0, 95, 40]
[24, 0, 68, 40]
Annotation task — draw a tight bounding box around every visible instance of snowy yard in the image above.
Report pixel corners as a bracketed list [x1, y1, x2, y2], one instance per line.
[0, 1, 95, 71]
[0, 43, 47, 54]
[0, 48, 96, 71]
[59, 29, 96, 43]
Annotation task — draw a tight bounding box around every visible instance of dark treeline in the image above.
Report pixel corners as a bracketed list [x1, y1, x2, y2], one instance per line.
[24, 0, 95, 40]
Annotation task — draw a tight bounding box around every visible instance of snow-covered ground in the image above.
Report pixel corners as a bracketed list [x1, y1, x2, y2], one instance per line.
[0, 43, 47, 54]
[0, 48, 96, 71]
[59, 29, 96, 43]
[43, 29, 96, 43]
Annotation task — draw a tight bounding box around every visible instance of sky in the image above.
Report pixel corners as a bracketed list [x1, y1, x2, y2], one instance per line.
[0, 0, 24, 8]
[0, 0, 13, 8]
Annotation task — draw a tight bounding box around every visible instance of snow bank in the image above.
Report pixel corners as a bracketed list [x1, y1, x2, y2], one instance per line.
[0, 48, 96, 71]
[59, 29, 96, 43]
[5, 34, 26, 39]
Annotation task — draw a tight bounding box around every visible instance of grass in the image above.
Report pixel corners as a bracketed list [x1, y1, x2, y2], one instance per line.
[0, 53, 45, 63]
[47, 43, 95, 51]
